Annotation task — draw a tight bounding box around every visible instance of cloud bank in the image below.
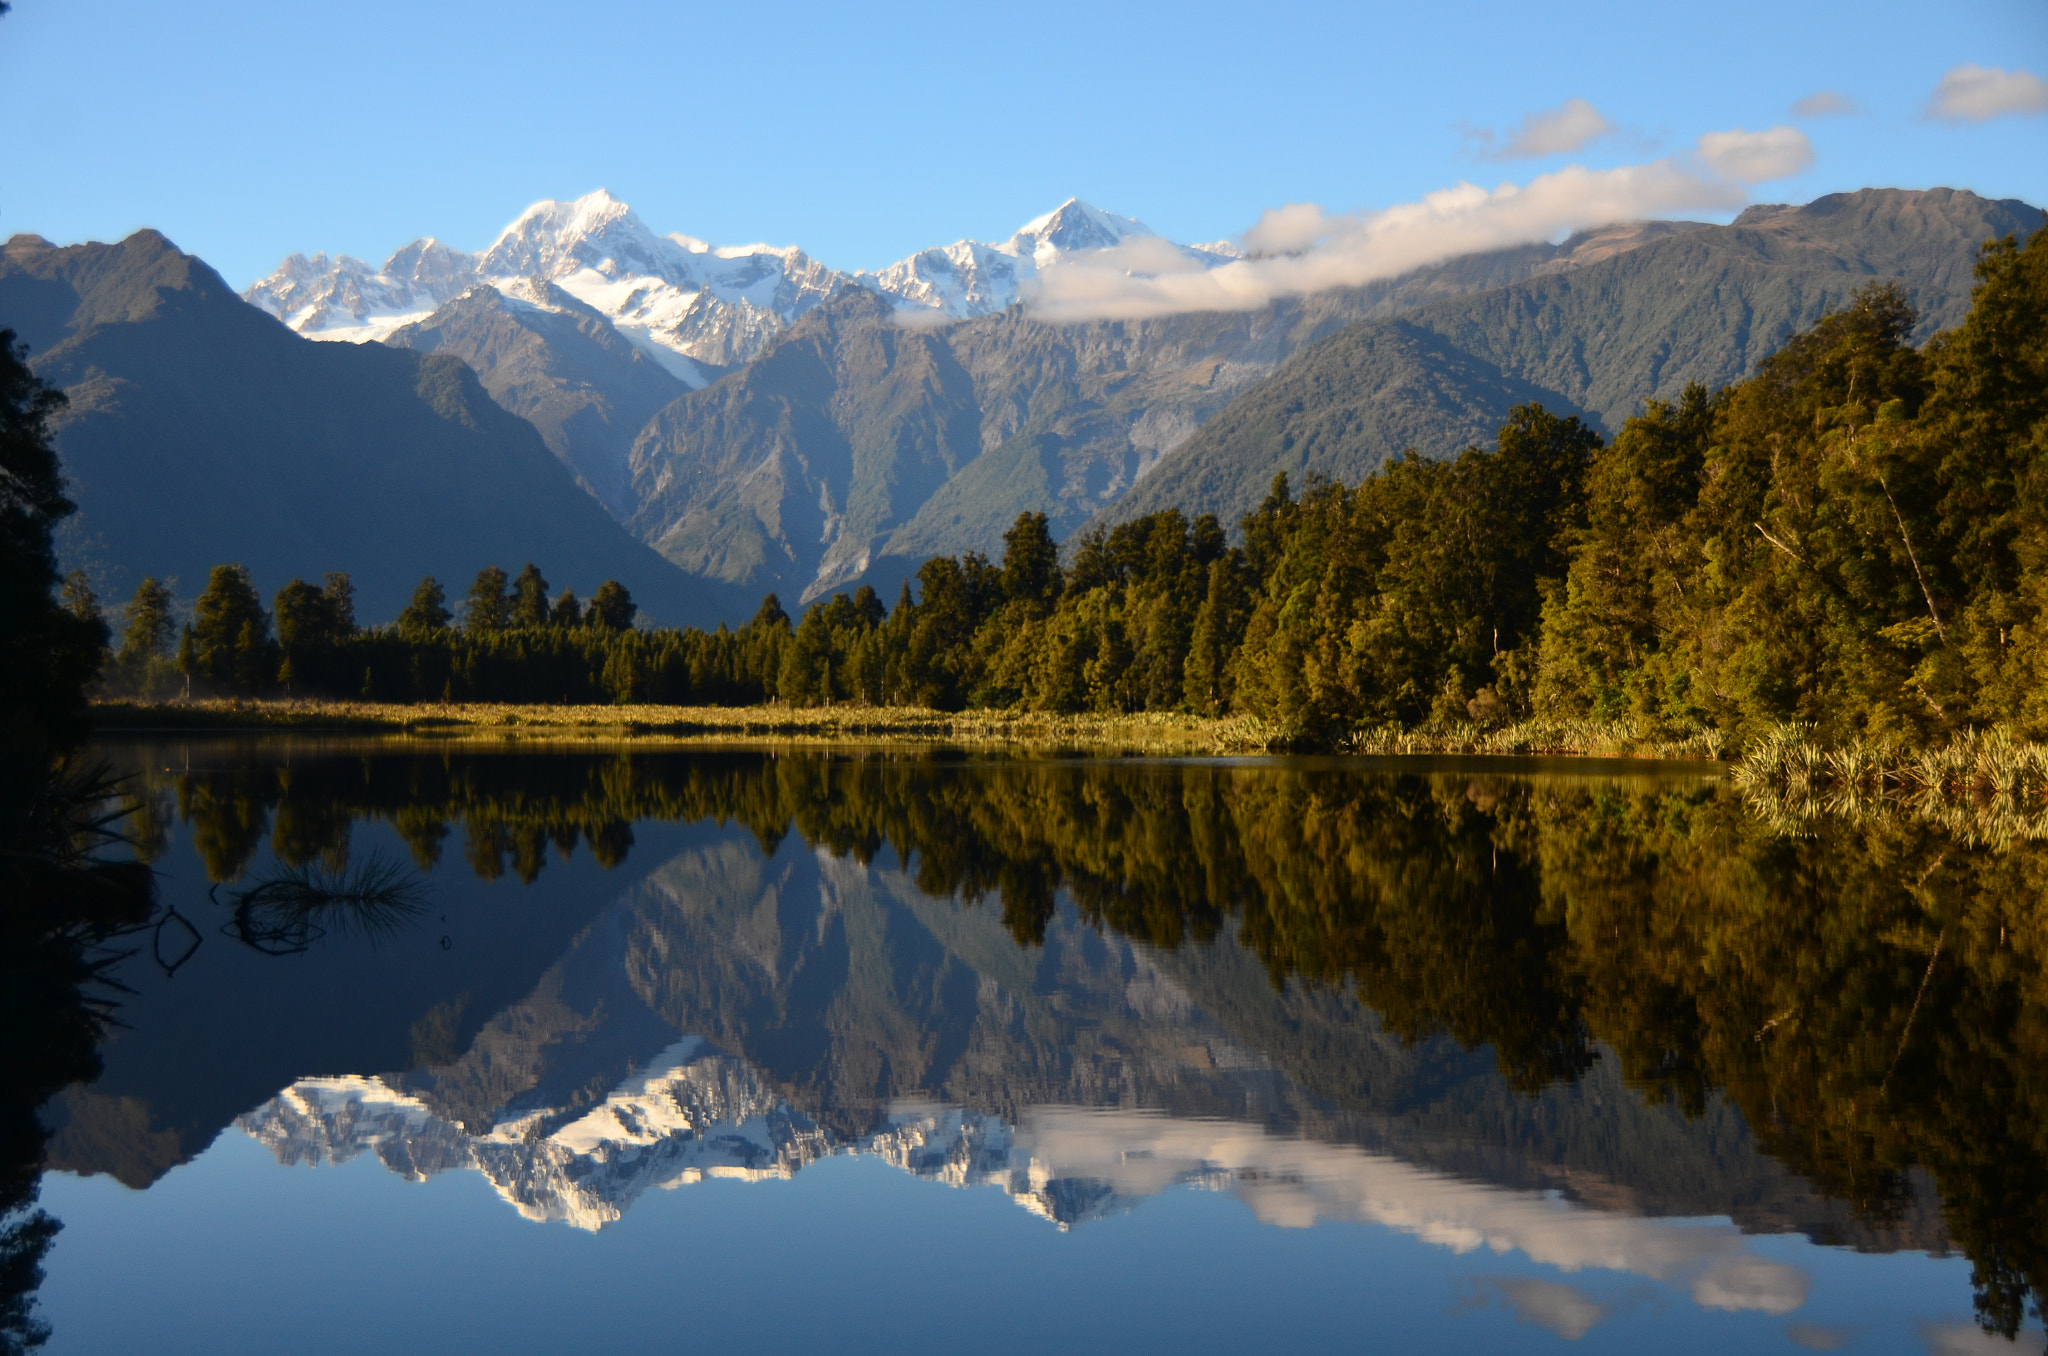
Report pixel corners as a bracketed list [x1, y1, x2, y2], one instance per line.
[1026, 129, 1799, 323]
[1929, 65, 2048, 122]
[1479, 98, 1615, 159]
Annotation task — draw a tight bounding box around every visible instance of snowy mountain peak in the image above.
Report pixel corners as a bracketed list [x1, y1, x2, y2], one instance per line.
[1011, 199, 1155, 260]
[244, 192, 1233, 364]
[479, 189, 681, 285]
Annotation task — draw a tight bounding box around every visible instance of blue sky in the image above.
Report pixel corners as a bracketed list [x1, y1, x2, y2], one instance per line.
[3, 0, 2044, 287]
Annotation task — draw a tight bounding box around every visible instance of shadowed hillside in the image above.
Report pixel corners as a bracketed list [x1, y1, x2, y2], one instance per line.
[0, 230, 736, 626]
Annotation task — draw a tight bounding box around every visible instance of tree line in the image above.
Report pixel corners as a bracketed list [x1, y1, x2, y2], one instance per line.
[90, 228, 2047, 747]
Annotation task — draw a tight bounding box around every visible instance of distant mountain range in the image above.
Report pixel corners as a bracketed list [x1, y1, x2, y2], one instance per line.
[9, 187, 2038, 623]
[244, 191, 1227, 379]
[0, 230, 746, 626]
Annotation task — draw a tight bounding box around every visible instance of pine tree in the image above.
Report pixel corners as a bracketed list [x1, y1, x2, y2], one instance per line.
[1000, 511, 1062, 610]
[398, 577, 451, 638]
[322, 572, 356, 634]
[550, 590, 582, 627]
[115, 577, 178, 696]
[587, 580, 636, 631]
[465, 564, 510, 632]
[510, 563, 550, 628]
[188, 564, 270, 693]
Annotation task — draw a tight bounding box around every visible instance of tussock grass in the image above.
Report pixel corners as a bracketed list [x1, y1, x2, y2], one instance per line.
[1735, 723, 2048, 843]
[90, 698, 1281, 755]
[1346, 717, 1726, 762]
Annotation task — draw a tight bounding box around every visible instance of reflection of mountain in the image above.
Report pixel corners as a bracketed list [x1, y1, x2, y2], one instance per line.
[205, 828, 1940, 1264]
[236, 1056, 1816, 1322]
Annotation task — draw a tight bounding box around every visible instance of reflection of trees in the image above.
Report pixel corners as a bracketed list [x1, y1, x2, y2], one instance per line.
[133, 745, 2047, 1335]
[2, 767, 155, 1353]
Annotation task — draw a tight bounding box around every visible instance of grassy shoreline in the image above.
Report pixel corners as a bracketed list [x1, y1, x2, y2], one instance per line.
[89, 698, 1281, 753]
[90, 699, 1736, 761]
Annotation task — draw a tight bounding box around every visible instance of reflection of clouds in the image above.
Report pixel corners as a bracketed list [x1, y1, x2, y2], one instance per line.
[1921, 1323, 2034, 1354]
[1014, 1107, 1810, 1313]
[1692, 1255, 1810, 1314]
[244, 1069, 1814, 1326]
[1481, 1277, 1607, 1340]
[1787, 1322, 1855, 1350]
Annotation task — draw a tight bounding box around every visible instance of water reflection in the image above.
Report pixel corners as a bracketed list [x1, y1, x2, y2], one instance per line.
[31, 741, 2048, 1348]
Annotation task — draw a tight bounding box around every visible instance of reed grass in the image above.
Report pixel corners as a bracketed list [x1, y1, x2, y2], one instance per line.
[1345, 716, 1727, 762]
[90, 698, 1282, 755]
[1734, 723, 2048, 844]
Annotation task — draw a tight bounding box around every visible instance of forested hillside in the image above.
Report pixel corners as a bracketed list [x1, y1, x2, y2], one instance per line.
[1104, 188, 2044, 533]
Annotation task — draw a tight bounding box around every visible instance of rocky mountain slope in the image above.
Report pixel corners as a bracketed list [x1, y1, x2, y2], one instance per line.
[384, 279, 690, 514]
[0, 230, 732, 625]
[622, 219, 1707, 603]
[1101, 188, 2044, 532]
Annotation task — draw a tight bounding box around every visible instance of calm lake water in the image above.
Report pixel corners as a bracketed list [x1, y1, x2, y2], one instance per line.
[19, 740, 2045, 1353]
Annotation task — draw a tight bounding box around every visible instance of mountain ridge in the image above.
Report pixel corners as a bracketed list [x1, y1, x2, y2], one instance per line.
[1, 229, 734, 625]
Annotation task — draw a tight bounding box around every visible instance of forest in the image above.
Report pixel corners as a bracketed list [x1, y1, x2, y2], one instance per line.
[89, 227, 2048, 751]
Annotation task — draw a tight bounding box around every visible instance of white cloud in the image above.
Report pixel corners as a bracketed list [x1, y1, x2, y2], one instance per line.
[1483, 1278, 1608, 1340]
[1791, 90, 1858, 117]
[1472, 98, 1615, 160]
[1929, 64, 2048, 122]
[1690, 1255, 1811, 1314]
[1025, 159, 1747, 323]
[1696, 125, 1816, 182]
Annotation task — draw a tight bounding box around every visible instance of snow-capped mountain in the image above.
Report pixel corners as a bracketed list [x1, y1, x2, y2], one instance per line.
[242, 192, 1237, 381]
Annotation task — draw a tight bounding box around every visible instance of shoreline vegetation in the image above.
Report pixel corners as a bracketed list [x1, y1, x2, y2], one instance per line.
[89, 698, 1735, 761]
[80, 698, 1694, 762]
[92, 699, 2048, 843]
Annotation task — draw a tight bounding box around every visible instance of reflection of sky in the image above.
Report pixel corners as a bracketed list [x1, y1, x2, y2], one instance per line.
[235, 1055, 1813, 1325]
[38, 1133, 2005, 1356]
[1011, 1107, 1809, 1316]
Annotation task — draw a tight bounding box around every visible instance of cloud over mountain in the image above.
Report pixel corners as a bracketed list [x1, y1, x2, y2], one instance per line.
[1026, 159, 1747, 322]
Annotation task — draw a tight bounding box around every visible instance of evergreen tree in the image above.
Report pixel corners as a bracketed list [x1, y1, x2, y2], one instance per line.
[465, 565, 510, 633]
[550, 590, 582, 628]
[398, 577, 451, 638]
[186, 564, 271, 694]
[1000, 511, 1062, 610]
[510, 563, 549, 628]
[322, 572, 356, 634]
[587, 580, 636, 631]
[0, 330, 104, 770]
[114, 576, 178, 694]
[274, 575, 356, 694]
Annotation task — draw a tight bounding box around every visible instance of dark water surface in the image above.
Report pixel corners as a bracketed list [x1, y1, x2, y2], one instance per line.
[20, 740, 2047, 1353]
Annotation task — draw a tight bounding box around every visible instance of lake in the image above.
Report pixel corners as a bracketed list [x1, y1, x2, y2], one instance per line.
[15, 739, 2044, 1353]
